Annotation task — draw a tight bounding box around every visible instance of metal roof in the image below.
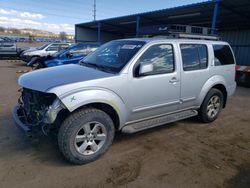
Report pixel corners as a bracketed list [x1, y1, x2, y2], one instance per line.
[76, 0, 250, 35]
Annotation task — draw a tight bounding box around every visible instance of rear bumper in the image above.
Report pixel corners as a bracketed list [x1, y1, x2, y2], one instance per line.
[12, 106, 33, 137]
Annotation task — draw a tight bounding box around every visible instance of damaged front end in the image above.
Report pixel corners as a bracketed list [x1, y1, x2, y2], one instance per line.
[13, 88, 65, 137]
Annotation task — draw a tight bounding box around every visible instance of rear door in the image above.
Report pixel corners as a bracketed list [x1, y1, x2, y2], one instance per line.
[179, 43, 210, 109]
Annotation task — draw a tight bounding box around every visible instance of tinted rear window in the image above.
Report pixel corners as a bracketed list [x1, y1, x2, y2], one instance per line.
[213, 45, 235, 65]
[180, 44, 208, 71]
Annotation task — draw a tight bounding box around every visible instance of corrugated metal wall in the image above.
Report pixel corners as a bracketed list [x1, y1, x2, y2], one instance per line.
[219, 30, 250, 66]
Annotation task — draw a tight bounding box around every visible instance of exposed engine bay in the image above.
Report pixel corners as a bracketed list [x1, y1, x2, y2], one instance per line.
[18, 88, 57, 126]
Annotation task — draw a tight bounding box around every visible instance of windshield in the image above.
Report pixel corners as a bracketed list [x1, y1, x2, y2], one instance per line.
[37, 43, 50, 50]
[81, 40, 145, 73]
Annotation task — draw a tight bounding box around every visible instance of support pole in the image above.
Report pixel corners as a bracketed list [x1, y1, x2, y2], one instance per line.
[136, 16, 140, 37]
[93, 0, 96, 21]
[97, 22, 101, 43]
[211, 1, 219, 34]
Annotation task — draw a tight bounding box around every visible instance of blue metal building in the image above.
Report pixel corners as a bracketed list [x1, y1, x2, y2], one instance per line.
[75, 0, 250, 85]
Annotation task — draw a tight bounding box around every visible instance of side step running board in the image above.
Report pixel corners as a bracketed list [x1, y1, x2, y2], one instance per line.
[122, 110, 198, 133]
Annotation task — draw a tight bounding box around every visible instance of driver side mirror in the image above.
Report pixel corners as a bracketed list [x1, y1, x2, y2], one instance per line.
[139, 63, 154, 76]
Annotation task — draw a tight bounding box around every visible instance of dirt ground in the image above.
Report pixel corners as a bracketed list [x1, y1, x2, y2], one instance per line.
[0, 57, 250, 188]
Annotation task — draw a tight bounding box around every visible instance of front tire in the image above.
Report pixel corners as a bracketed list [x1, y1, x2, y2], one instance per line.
[198, 88, 224, 123]
[32, 61, 43, 70]
[58, 108, 115, 165]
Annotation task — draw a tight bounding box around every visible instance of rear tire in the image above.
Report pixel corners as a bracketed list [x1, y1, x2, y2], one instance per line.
[198, 88, 224, 123]
[58, 108, 115, 165]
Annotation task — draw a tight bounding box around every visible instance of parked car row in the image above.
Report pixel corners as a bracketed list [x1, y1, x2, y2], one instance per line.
[31, 43, 99, 69]
[20, 43, 73, 62]
[20, 42, 100, 69]
[1, 35, 73, 43]
[0, 36, 100, 69]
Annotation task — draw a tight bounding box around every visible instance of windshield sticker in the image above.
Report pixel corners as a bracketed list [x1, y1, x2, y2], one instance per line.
[121, 45, 138, 49]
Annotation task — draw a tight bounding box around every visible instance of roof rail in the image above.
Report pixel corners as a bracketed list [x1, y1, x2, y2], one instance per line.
[139, 24, 220, 40]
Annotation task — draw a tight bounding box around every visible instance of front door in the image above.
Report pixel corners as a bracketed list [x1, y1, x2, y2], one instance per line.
[128, 43, 180, 122]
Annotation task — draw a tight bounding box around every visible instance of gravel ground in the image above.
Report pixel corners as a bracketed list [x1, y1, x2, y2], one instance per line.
[0, 58, 249, 188]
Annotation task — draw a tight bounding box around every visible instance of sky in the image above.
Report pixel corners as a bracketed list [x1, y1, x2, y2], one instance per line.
[0, 0, 204, 34]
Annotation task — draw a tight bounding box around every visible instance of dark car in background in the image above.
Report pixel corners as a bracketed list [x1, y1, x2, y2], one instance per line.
[27, 43, 100, 69]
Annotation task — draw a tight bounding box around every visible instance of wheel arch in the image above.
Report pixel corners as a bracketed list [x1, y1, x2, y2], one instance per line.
[75, 102, 120, 131]
[211, 84, 227, 108]
[198, 76, 228, 108]
[58, 89, 128, 130]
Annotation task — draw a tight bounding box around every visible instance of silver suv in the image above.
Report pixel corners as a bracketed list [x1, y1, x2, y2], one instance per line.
[13, 38, 236, 164]
[0, 37, 20, 57]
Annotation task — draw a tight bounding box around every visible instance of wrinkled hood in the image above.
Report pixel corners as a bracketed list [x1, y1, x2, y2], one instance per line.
[18, 64, 114, 92]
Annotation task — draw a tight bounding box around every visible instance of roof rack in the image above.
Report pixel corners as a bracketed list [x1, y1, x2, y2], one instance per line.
[138, 24, 220, 40]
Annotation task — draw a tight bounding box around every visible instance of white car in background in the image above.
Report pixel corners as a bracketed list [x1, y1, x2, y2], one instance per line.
[20, 43, 73, 62]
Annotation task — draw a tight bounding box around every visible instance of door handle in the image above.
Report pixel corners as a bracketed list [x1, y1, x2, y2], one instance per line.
[169, 77, 179, 84]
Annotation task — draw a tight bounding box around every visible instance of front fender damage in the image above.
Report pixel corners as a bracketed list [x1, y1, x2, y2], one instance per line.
[43, 98, 66, 124]
[57, 89, 127, 129]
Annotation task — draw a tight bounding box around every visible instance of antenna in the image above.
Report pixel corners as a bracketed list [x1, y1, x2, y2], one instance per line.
[93, 0, 96, 21]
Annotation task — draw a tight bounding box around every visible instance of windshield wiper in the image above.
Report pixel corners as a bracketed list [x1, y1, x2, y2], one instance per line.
[95, 64, 115, 73]
[80, 61, 115, 73]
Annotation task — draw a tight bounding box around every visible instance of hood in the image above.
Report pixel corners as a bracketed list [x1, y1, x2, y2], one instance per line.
[23, 47, 37, 53]
[18, 64, 114, 92]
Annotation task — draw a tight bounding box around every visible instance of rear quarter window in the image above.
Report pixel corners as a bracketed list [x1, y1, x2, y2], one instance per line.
[213, 45, 235, 66]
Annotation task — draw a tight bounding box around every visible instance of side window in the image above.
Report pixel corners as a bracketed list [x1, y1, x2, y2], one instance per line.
[213, 45, 235, 66]
[198, 45, 208, 69]
[60, 44, 69, 50]
[136, 44, 174, 76]
[180, 44, 208, 71]
[47, 44, 59, 51]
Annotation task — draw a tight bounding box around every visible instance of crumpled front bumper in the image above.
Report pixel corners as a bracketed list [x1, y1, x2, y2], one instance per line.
[12, 105, 33, 137]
